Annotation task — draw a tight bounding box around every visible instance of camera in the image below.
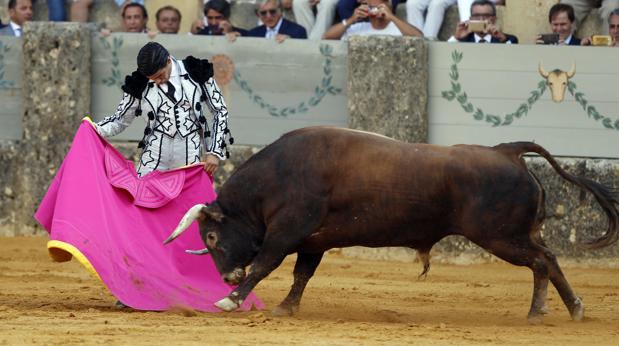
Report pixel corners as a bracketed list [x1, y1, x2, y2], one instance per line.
[368, 7, 380, 15]
[539, 33, 560, 45]
[467, 20, 487, 32]
[592, 35, 613, 46]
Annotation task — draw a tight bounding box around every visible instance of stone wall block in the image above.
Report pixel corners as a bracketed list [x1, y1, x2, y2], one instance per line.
[347, 36, 428, 143]
[14, 22, 92, 232]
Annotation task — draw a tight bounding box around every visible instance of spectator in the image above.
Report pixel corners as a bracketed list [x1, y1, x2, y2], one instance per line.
[0, 0, 33, 37]
[323, 0, 423, 39]
[122, 2, 148, 33]
[155, 5, 181, 34]
[293, 0, 339, 40]
[581, 7, 619, 45]
[457, 0, 504, 21]
[450, 0, 517, 43]
[406, 0, 457, 40]
[336, 0, 399, 25]
[536, 4, 581, 45]
[246, 0, 308, 42]
[560, 0, 619, 34]
[611, 8, 619, 45]
[194, 0, 248, 39]
[69, 0, 145, 23]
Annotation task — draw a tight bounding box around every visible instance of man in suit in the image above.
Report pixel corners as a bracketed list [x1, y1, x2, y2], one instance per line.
[246, 0, 307, 43]
[0, 0, 33, 37]
[536, 3, 582, 45]
[451, 0, 518, 43]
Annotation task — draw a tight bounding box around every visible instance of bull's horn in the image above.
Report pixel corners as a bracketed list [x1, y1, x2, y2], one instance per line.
[185, 248, 209, 255]
[163, 204, 206, 244]
[566, 62, 576, 78]
[538, 61, 549, 78]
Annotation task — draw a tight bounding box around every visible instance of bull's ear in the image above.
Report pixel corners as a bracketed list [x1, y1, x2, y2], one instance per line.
[203, 204, 224, 223]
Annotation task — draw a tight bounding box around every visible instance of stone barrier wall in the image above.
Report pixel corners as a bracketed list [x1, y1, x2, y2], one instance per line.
[0, 26, 617, 263]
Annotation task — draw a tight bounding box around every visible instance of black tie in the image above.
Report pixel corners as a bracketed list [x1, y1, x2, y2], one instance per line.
[479, 38, 487, 43]
[165, 82, 177, 102]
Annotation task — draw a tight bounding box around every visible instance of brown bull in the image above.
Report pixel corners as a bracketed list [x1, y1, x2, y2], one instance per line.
[165, 127, 619, 324]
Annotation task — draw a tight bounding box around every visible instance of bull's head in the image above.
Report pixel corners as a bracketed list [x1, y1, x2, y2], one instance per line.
[538, 62, 576, 103]
[164, 203, 260, 285]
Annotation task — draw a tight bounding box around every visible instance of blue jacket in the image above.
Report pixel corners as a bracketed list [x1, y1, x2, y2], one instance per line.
[246, 18, 307, 39]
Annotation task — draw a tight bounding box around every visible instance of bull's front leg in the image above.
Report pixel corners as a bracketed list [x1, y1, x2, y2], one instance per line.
[215, 248, 289, 312]
[272, 252, 324, 316]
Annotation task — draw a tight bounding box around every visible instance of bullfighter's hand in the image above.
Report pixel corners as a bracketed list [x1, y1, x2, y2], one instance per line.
[204, 154, 220, 175]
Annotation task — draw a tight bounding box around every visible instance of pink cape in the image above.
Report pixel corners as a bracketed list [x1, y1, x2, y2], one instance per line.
[34, 119, 263, 312]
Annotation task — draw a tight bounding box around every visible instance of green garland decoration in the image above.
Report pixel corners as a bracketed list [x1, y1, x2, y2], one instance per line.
[441, 50, 547, 127]
[233, 44, 342, 117]
[0, 41, 14, 89]
[567, 81, 619, 131]
[99, 36, 124, 88]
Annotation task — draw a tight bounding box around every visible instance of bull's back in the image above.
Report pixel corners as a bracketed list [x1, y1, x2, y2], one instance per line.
[221, 127, 540, 248]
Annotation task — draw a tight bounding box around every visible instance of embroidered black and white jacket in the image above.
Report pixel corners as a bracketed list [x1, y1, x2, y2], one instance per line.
[95, 56, 232, 160]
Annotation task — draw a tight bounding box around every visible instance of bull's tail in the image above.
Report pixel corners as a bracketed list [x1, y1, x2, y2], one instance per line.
[495, 142, 619, 249]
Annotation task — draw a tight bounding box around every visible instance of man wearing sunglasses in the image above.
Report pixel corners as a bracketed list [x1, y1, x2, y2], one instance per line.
[247, 0, 308, 43]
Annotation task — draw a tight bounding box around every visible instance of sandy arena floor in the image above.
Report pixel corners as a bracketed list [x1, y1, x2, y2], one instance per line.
[0, 236, 618, 345]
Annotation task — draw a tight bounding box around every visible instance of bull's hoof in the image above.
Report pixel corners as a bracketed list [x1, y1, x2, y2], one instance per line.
[527, 313, 544, 325]
[570, 298, 585, 322]
[272, 304, 298, 317]
[214, 297, 240, 312]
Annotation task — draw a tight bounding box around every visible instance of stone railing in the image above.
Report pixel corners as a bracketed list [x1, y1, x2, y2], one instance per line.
[1, 22, 617, 262]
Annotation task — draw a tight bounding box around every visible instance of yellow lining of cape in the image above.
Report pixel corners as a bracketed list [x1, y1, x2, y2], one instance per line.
[47, 240, 103, 283]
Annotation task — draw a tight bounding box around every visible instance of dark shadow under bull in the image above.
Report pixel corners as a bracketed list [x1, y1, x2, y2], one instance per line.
[164, 127, 619, 324]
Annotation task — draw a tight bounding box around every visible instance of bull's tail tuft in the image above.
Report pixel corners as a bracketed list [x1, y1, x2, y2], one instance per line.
[496, 142, 619, 249]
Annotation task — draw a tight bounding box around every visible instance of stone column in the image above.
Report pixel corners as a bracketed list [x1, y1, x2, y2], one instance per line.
[13, 22, 93, 233]
[347, 36, 428, 143]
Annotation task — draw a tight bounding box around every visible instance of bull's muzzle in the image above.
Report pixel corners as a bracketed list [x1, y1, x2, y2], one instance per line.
[222, 268, 246, 285]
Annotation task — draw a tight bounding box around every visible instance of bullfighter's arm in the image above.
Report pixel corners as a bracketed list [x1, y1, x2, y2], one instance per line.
[95, 71, 148, 138]
[203, 77, 229, 160]
[94, 93, 141, 138]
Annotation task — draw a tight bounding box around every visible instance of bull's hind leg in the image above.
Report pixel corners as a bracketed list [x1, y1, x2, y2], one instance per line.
[539, 247, 584, 321]
[471, 236, 555, 324]
[272, 252, 324, 316]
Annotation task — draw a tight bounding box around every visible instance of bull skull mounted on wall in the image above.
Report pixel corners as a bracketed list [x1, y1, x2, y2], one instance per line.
[538, 62, 576, 103]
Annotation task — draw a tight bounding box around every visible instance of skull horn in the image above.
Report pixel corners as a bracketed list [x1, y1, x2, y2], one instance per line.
[185, 248, 209, 255]
[538, 61, 549, 78]
[566, 62, 576, 78]
[163, 204, 206, 244]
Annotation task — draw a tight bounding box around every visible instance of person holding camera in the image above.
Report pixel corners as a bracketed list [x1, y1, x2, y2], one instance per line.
[535, 3, 582, 45]
[322, 0, 423, 39]
[581, 7, 619, 46]
[450, 0, 517, 43]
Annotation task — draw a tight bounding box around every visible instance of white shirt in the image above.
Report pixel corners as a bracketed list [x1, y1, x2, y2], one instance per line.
[342, 22, 402, 41]
[10, 21, 22, 37]
[156, 57, 182, 101]
[563, 35, 575, 45]
[474, 33, 492, 43]
[265, 18, 284, 39]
